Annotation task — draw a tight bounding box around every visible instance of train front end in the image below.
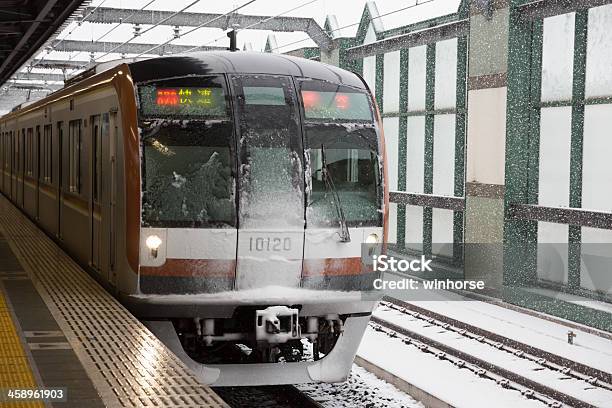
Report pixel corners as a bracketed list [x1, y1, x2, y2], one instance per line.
[128, 55, 387, 386]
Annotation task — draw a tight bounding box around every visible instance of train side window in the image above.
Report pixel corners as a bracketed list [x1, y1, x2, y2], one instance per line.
[42, 125, 52, 183]
[68, 120, 82, 194]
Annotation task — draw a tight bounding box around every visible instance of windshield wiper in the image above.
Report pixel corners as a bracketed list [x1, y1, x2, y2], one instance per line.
[321, 144, 351, 243]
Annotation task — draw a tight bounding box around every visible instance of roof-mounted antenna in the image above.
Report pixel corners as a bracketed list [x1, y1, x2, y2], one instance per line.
[227, 28, 238, 52]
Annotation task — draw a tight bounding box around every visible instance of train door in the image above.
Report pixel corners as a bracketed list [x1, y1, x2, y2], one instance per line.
[0, 132, 3, 193]
[230, 75, 306, 290]
[19, 129, 25, 207]
[108, 112, 117, 285]
[90, 115, 102, 273]
[57, 122, 64, 239]
[11, 131, 16, 201]
[35, 126, 40, 219]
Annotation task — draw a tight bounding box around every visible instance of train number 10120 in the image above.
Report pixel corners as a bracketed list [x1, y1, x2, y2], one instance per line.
[249, 237, 291, 252]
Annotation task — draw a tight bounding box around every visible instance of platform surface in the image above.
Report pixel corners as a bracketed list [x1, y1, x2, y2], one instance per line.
[0, 195, 227, 407]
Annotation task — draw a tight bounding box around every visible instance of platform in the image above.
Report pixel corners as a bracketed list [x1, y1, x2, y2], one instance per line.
[0, 195, 227, 407]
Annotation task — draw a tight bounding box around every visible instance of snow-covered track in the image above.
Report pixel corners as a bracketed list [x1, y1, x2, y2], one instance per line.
[369, 317, 597, 408]
[213, 385, 323, 408]
[381, 296, 612, 390]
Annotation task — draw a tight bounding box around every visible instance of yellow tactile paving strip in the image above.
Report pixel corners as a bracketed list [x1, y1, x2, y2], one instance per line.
[0, 292, 44, 408]
[0, 195, 228, 407]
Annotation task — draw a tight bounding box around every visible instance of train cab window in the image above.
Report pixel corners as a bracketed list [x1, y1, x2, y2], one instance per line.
[68, 120, 82, 193]
[298, 79, 381, 228]
[42, 125, 52, 183]
[138, 76, 236, 228]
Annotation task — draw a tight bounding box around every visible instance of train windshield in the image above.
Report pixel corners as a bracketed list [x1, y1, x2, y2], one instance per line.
[138, 76, 236, 228]
[299, 79, 381, 227]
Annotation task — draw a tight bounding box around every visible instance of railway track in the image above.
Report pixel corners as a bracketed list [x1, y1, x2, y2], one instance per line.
[213, 385, 323, 408]
[370, 297, 612, 408]
[381, 296, 612, 389]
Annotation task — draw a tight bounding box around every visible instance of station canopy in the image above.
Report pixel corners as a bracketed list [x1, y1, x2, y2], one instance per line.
[0, 0, 460, 114]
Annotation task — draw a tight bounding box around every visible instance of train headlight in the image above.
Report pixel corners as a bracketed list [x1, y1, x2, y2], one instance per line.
[366, 233, 380, 244]
[145, 235, 162, 258]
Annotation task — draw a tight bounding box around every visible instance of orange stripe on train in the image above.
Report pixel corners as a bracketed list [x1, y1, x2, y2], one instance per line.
[303, 257, 373, 277]
[140, 258, 236, 277]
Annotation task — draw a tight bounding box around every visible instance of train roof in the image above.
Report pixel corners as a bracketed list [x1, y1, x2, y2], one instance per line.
[127, 51, 367, 90]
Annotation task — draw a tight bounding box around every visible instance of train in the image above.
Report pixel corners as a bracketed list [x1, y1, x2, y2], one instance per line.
[0, 51, 388, 386]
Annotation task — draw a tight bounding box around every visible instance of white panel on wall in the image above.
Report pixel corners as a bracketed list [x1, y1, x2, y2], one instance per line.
[405, 205, 423, 251]
[580, 227, 612, 294]
[406, 116, 425, 193]
[383, 117, 399, 190]
[383, 51, 401, 112]
[363, 56, 376, 95]
[407, 45, 427, 112]
[388, 203, 398, 243]
[363, 24, 377, 95]
[434, 38, 458, 110]
[538, 107, 571, 207]
[433, 114, 456, 197]
[537, 222, 568, 284]
[466, 87, 507, 185]
[582, 104, 612, 212]
[432, 208, 453, 257]
[586, 5, 612, 98]
[541, 13, 575, 102]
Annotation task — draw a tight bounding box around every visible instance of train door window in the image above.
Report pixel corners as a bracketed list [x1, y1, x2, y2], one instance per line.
[24, 130, 28, 176]
[92, 117, 101, 203]
[68, 120, 81, 193]
[26, 128, 33, 176]
[35, 126, 40, 179]
[15, 129, 25, 175]
[229, 75, 305, 228]
[42, 125, 52, 183]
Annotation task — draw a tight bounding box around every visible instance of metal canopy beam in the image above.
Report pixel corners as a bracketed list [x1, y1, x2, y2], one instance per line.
[2, 83, 63, 91]
[0, 0, 87, 86]
[52, 39, 225, 55]
[0, 0, 60, 80]
[11, 72, 66, 82]
[518, 0, 612, 21]
[28, 59, 88, 69]
[83, 6, 333, 51]
[345, 19, 469, 60]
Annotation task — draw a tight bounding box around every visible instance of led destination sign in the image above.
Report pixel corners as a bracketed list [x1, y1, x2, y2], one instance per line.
[139, 84, 227, 117]
[155, 88, 216, 106]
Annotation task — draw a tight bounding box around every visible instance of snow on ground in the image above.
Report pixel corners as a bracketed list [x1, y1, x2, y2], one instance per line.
[373, 305, 612, 407]
[404, 297, 612, 374]
[357, 326, 547, 408]
[297, 364, 424, 408]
